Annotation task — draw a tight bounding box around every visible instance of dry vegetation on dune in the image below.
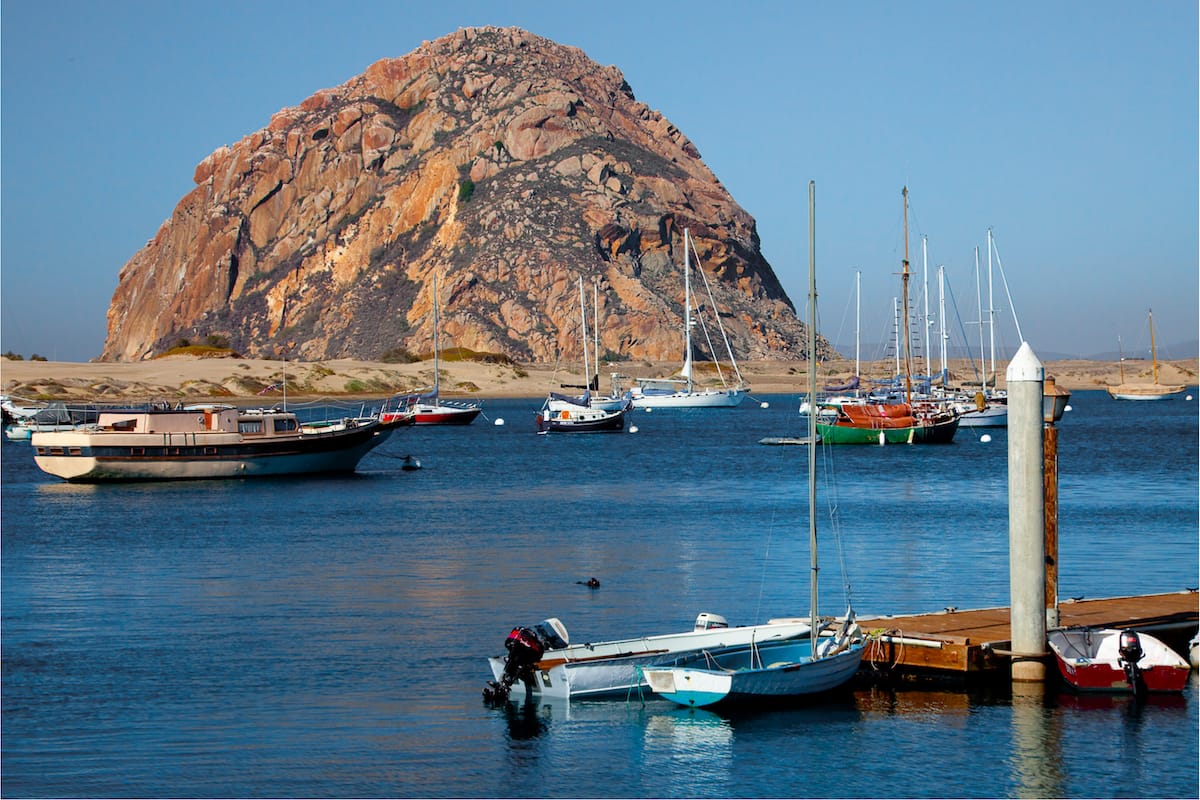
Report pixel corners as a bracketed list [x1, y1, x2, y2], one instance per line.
[2, 354, 1197, 404]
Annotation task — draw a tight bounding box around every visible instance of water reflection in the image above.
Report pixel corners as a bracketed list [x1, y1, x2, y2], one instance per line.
[501, 698, 549, 741]
[1009, 681, 1064, 799]
[644, 708, 733, 795]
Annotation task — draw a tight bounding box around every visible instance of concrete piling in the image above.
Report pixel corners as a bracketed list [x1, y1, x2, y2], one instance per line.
[1007, 342, 1047, 681]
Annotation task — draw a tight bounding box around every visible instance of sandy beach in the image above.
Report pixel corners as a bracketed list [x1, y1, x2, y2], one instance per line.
[2, 354, 1196, 404]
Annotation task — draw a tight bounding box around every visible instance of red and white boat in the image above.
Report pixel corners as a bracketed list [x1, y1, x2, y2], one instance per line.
[380, 272, 483, 426]
[383, 391, 481, 426]
[1047, 627, 1190, 693]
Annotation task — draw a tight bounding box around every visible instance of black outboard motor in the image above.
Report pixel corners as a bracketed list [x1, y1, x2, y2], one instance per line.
[1117, 629, 1144, 690]
[483, 626, 547, 705]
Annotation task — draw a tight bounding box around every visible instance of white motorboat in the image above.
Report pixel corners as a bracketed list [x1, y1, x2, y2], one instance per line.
[483, 613, 812, 701]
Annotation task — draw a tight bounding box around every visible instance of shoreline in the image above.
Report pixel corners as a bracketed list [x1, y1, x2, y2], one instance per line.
[2, 355, 1196, 404]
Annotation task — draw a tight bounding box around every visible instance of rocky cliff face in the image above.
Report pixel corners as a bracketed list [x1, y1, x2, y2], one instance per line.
[102, 26, 828, 364]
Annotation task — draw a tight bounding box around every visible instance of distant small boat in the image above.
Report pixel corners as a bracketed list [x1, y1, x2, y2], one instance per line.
[537, 391, 628, 433]
[1047, 627, 1190, 694]
[1, 394, 46, 423]
[628, 229, 749, 408]
[1107, 311, 1186, 401]
[758, 436, 819, 446]
[382, 391, 482, 426]
[4, 400, 97, 441]
[536, 278, 631, 433]
[381, 273, 483, 426]
[31, 404, 406, 482]
[952, 391, 1008, 428]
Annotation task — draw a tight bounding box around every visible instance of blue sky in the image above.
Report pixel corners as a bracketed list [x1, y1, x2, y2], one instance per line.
[2, 1, 1196, 363]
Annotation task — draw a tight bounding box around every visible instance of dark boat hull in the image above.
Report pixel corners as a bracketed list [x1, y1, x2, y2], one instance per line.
[537, 407, 627, 433]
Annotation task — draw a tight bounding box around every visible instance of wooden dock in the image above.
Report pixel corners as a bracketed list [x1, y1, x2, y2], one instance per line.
[857, 590, 1198, 677]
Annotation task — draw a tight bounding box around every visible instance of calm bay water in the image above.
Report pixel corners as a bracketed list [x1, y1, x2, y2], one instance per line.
[2, 389, 1197, 798]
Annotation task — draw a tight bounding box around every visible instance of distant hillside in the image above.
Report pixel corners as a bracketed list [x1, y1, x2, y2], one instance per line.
[102, 26, 825, 364]
[832, 340, 1200, 364]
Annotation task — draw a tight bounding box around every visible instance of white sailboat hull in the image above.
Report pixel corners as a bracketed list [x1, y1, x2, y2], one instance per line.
[643, 638, 866, 707]
[630, 387, 746, 408]
[955, 404, 1008, 427]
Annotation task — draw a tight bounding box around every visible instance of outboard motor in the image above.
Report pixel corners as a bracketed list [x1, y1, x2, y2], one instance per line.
[1117, 629, 1144, 689]
[483, 619, 568, 705]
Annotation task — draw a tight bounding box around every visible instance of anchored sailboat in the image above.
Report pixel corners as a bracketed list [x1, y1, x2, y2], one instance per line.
[1107, 310, 1186, 401]
[629, 229, 749, 408]
[382, 273, 483, 425]
[815, 188, 958, 445]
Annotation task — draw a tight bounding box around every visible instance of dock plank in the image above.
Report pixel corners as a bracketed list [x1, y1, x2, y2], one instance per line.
[857, 590, 1197, 675]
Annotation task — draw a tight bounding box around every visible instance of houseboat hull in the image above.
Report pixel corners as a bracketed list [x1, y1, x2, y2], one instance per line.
[32, 408, 399, 482]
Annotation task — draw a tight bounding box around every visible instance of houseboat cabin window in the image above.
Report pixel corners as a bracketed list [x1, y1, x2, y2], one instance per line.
[273, 418, 298, 433]
[239, 420, 263, 434]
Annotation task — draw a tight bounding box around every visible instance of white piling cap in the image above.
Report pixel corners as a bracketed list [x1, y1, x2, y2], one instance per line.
[1005, 341, 1044, 383]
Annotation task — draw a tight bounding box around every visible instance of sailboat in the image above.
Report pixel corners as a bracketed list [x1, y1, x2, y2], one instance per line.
[641, 182, 865, 708]
[537, 278, 630, 433]
[953, 232, 1008, 427]
[1106, 310, 1186, 400]
[815, 188, 959, 445]
[629, 229, 749, 408]
[382, 273, 483, 425]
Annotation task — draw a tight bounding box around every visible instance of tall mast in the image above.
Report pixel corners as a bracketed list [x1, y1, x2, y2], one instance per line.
[1149, 309, 1160, 384]
[807, 181, 819, 658]
[578, 277, 589, 391]
[986, 228, 996, 388]
[682, 229, 694, 392]
[433, 273, 440, 398]
[854, 270, 861, 380]
[593, 282, 600, 391]
[922, 235, 931, 380]
[975, 246, 985, 393]
[938, 265, 948, 384]
[901, 186, 913, 403]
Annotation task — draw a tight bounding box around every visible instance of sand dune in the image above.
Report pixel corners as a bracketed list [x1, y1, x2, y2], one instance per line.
[1, 354, 1196, 404]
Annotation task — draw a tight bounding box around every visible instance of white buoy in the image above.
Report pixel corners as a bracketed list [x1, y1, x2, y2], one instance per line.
[494, 418, 505, 426]
[644, 407, 653, 413]
[760, 401, 769, 409]
[629, 425, 639, 434]
[1064, 404, 1072, 412]
[1188, 395, 1194, 401]
[981, 434, 992, 443]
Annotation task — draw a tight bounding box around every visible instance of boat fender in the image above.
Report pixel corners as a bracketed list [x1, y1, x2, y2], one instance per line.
[561, 410, 570, 420]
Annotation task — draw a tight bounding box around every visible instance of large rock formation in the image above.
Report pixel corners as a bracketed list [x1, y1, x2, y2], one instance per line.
[102, 26, 829, 364]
